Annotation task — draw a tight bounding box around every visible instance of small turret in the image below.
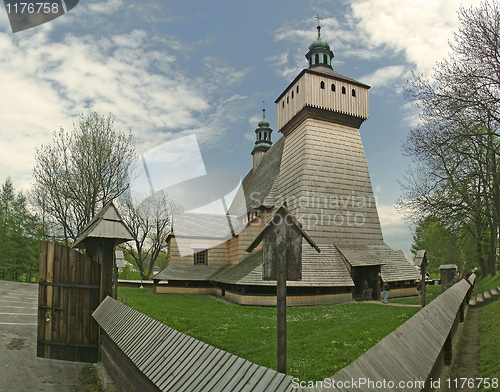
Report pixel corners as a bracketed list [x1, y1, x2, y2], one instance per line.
[305, 20, 334, 69]
[252, 108, 273, 172]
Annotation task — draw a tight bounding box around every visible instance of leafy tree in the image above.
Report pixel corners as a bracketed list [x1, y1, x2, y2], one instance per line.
[0, 178, 40, 281]
[31, 113, 136, 243]
[411, 216, 463, 275]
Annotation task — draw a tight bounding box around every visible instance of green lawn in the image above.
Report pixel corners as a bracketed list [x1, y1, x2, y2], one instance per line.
[388, 284, 442, 305]
[473, 271, 500, 296]
[477, 272, 500, 390]
[118, 287, 418, 381]
[479, 298, 500, 390]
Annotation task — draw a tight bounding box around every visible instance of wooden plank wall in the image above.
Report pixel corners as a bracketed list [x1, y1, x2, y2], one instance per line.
[37, 241, 100, 362]
[93, 296, 295, 392]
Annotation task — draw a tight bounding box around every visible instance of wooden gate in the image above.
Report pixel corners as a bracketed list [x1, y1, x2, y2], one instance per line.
[37, 241, 101, 362]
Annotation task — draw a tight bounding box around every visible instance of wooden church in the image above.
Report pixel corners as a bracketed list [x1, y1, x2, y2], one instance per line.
[153, 24, 420, 305]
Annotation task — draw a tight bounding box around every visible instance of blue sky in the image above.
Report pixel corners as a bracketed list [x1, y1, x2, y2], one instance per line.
[0, 0, 483, 257]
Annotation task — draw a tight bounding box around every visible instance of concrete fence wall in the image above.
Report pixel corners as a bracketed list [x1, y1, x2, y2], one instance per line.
[305, 275, 476, 392]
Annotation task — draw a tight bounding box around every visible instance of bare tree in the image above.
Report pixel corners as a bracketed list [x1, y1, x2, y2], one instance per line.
[32, 113, 136, 243]
[119, 191, 180, 279]
[400, 1, 500, 275]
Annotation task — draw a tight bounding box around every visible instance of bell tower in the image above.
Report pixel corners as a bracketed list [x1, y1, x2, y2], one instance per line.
[273, 22, 382, 245]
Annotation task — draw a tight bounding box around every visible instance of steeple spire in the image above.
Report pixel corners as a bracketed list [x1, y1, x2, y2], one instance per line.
[252, 103, 273, 172]
[306, 15, 334, 69]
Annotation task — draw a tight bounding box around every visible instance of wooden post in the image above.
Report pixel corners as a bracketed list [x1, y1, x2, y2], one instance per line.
[245, 205, 320, 375]
[100, 240, 115, 302]
[421, 261, 426, 308]
[276, 240, 287, 374]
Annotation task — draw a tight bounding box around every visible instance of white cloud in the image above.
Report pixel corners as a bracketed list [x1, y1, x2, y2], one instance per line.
[361, 65, 409, 90]
[0, 23, 248, 191]
[350, 0, 483, 75]
[377, 203, 413, 256]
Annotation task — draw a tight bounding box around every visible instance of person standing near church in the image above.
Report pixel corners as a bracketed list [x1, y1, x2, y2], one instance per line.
[382, 280, 389, 304]
[361, 279, 369, 300]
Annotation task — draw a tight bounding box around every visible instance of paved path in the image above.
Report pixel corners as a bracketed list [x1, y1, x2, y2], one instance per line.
[0, 280, 89, 391]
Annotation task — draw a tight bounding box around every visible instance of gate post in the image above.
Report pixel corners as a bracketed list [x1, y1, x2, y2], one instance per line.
[73, 200, 135, 303]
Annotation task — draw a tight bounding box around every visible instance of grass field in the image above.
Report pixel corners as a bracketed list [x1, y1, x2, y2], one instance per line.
[388, 284, 442, 305]
[473, 271, 500, 295]
[118, 287, 419, 381]
[477, 272, 500, 389]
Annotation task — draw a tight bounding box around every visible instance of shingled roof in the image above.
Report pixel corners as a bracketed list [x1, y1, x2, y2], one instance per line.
[336, 243, 420, 282]
[153, 262, 229, 282]
[239, 136, 285, 213]
[211, 244, 354, 287]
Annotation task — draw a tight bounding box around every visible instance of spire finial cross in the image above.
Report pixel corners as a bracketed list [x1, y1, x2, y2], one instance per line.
[315, 14, 323, 27]
[262, 100, 266, 117]
[315, 14, 323, 38]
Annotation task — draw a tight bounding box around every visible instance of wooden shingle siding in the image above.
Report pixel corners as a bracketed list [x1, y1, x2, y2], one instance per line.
[93, 297, 295, 392]
[277, 70, 369, 131]
[212, 245, 354, 288]
[275, 118, 384, 245]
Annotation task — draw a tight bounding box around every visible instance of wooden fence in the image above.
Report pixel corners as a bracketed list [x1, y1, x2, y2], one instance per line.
[93, 276, 475, 392]
[92, 296, 295, 392]
[37, 241, 101, 362]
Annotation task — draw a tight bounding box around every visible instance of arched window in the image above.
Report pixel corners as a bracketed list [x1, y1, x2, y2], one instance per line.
[296, 86, 299, 93]
[323, 54, 328, 64]
[320, 81, 325, 89]
[259, 132, 262, 140]
[352, 89, 356, 97]
[292, 91, 294, 99]
[287, 96, 289, 104]
[331, 84, 336, 92]
[264, 133, 267, 141]
[315, 54, 319, 64]
[282, 101, 285, 108]
[342, 86, 346, 94]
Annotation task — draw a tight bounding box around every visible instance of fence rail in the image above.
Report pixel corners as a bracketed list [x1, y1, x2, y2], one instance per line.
[306, 275, 476, 392]
[92, 296, 295, 392]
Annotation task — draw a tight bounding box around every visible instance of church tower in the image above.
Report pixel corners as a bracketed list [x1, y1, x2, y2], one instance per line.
[251, 108, 273, 172]
[273, 22, 383, 245]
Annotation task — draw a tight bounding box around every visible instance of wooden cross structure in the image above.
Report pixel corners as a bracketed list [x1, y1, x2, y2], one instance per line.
[247, 205, 320, 373]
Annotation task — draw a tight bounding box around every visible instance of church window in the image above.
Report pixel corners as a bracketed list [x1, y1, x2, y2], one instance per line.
[296, 86, 299, 93]
[331, 84, 335, 92]
[259, 132, 262, 140]
[194, 249, 208, 265]
[323, 54, 328, 64]
[292, 91, 294, 99]
[287, 96, 289, 104]
[342, 86, 346, 94]
[264, 133, 267, 141]
[282, 101, 284, 108]
[352, 89, 356, 97]
[320, 81, 325, 89]
[315, 54, 319, 64]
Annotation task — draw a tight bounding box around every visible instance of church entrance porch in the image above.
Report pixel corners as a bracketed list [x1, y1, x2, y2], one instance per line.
[352, 265, 381, 300]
